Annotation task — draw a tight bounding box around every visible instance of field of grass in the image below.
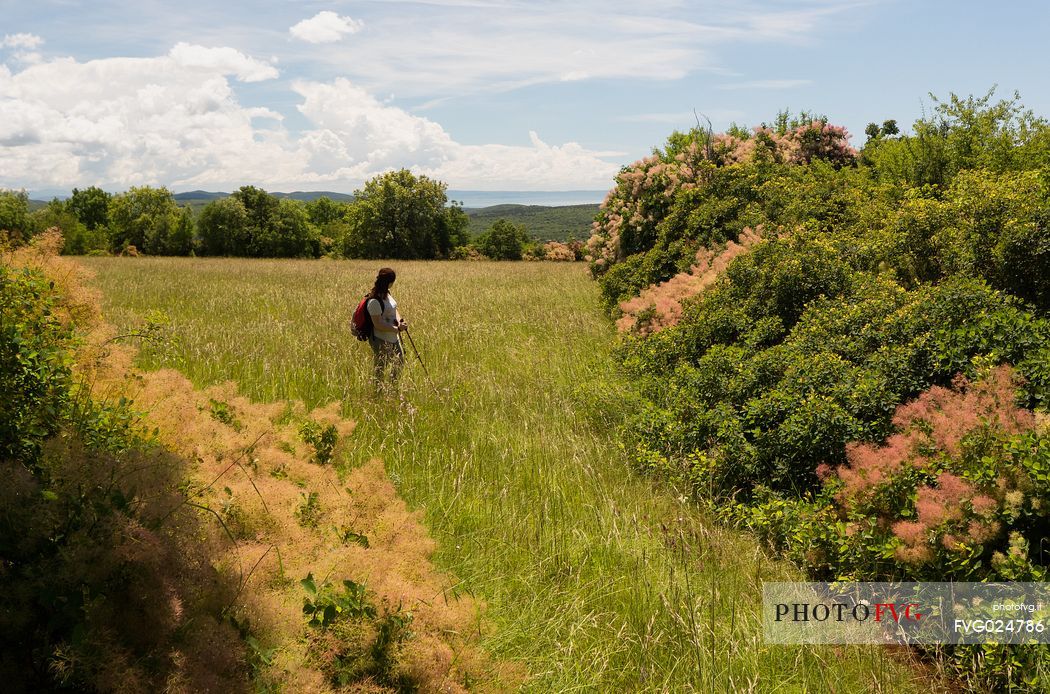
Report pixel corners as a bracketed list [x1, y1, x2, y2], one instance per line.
[79, 256, 937, 692]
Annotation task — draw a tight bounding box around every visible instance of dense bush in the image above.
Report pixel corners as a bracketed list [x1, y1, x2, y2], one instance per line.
[195, 186, 323, 258]
[0, 265, 74, 462]
[863, 90, 1050, 187]
[603, 92, 1050, 690]
[472, 218, 532, 260]
[0, 250, 246, 690]
[0, 189, 33, 247]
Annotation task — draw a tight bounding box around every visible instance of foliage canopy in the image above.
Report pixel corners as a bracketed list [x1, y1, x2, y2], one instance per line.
[597, 90, 1050, 689]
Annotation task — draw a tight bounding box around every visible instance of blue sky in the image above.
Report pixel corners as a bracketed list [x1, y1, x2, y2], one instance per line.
[1, 0, 1047, 198]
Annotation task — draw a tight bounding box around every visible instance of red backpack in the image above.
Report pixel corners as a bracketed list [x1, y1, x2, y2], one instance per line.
[350, 295, 381, 341]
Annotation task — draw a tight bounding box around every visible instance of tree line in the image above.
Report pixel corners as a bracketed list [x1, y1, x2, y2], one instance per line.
[0, 169, 583, 261]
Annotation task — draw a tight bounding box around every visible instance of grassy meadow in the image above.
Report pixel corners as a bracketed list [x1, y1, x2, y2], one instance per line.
[79, 256, 939, 692]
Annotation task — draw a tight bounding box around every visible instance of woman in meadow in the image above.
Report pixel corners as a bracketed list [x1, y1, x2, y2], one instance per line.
[367, 267, 408, 389]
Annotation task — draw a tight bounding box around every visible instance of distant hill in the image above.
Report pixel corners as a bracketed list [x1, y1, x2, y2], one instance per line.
[272, 191, 356, 202]
[173, 190, 356, 202]
[448, 190, 606, 207]
[172, 190, 227, 202]
[464, 203, 599, 242]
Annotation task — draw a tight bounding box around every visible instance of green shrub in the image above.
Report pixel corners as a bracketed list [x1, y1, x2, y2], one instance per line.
[0, 264, 245, 690]
[473, 218, 531, 260]
[299, 420, 338, 465]
[0, 266, 73, 464]
[300, 573, 416, 689]
[295, 491, 324, 528]
[605, 92, 1050, 691]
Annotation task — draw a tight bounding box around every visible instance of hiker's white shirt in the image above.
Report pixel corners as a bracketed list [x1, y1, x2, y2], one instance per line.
[367, 295, 400, 343]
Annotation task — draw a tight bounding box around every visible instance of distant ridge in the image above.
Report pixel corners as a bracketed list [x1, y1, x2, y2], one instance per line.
[273, 191, 356, 202]
[449, 190, 606, 207]
[464, 203, 598, 241]
[172, 190, 226, 202]
[172, 190, 356, 203]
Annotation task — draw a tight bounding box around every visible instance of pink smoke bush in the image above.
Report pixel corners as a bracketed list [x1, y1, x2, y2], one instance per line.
[617, 226, 764, 334]
[587, 142, 711, 270]
[831, 366, 1035, 565]
[587, 122, 856, 273]
[542, 241, 578, 262]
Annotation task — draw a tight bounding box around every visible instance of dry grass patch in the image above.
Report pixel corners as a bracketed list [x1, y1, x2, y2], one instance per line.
[85, 342, 511, 692]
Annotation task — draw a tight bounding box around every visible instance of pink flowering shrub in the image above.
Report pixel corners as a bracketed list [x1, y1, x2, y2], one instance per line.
[587, 141, 712, 273]
[542, 241, 578, 262]
[710, 121, 855, 168]
[808, 366, 1044, 579]
[727, 365, 1048, 578]
[617, 226, 763, 334]
[587, 121, 856, 277]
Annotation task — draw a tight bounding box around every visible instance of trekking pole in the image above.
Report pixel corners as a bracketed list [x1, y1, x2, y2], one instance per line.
[402, 327, 439, 393]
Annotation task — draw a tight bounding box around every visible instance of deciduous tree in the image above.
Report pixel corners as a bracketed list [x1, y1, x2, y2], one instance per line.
[108, 186, 186, 255]
[197, 197, 249, 256]
[67, 186, 112, 231]
[474, 218, 531, 260]
[342, 170, 468, 259]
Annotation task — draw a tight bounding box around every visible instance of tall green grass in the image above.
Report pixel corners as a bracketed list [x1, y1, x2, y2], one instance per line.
[81, 256, 939, 692]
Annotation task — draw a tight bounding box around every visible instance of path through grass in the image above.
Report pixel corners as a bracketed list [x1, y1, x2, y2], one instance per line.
[81, 257, 935, 692]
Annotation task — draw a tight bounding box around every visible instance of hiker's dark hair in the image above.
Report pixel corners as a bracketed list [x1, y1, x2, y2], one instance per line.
[370, 267, 396, 299]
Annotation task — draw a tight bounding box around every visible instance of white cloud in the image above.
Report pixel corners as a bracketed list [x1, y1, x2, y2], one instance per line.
[0, 48, 295, 190]
[290, 11, 364, 44]
[293, 78, 620, 189]
[312, 12, 705, 95]
[1, 33, 46, 65]
[0, 33, 44, 50]
[290, 0, 855, 96]
[168, 42, 278, 82]
[294, 79, 454, 171]
[0, 50, 621, 192]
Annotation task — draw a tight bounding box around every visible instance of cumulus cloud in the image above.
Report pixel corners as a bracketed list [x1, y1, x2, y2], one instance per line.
[0, 47, 295, 190]
[0, 33, 43, 50]
[0, 49, 620, 192]
[169, 42, 278, 82]
[294, 79, 454, 172]
[290, 11, 364, 43]
[292, 78, 620, 189]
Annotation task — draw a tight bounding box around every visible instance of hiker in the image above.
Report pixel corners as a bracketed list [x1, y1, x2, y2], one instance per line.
[366, 267, 407, 388]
